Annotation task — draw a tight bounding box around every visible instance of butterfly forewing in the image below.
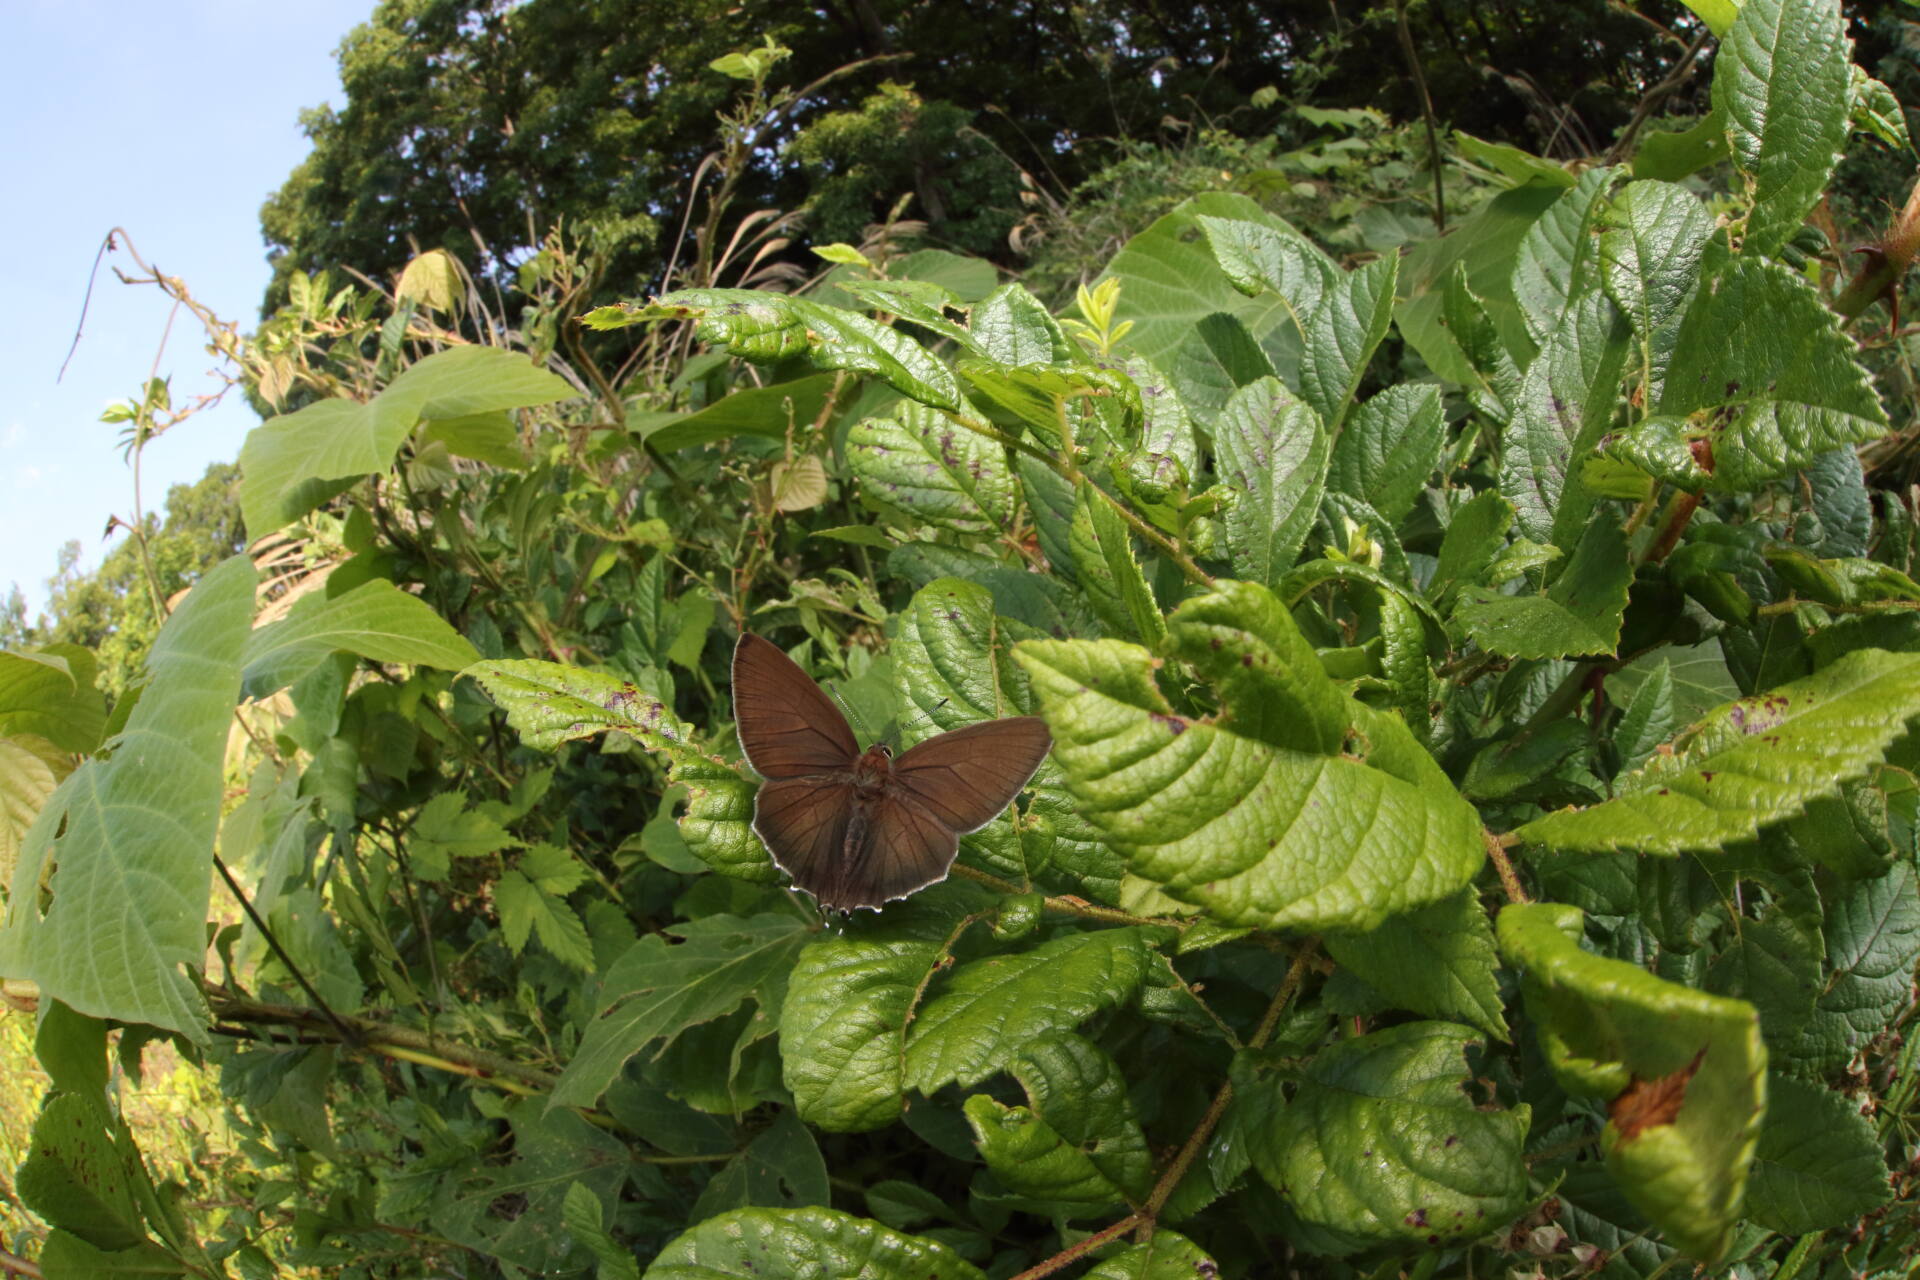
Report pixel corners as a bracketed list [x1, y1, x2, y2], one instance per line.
[889, 717, 1054, 833]
[732, 634, 860, 778]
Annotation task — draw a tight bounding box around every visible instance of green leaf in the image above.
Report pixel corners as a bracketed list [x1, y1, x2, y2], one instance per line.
[1789, 862, 1920, 1073]
[1613, 658, 1678, 771]
[1633, 106, 1732, 181]
[1016, 454, 1078, 581]
[1326, 383, 1444, 526]
[15, 1092, 148, 1250]
[643, 1207, 986, 1280]
[1396, 185, 1562, 385]
[240, 346, 574, 533]
[1452, 131, 1578, 188]
[1216, 378, 1329, 588]
[562, 1180, 641, 1280]
[905, 928, 1152, 1092]
[1245, 1021, 1530, 1249]
[241, 579, 478, 697]
[1599, 180, 1714, 349]
[781, 909, 956, 1132]
[1299, 254, 1397, 433]
[0, 645, 106, 753]
[1605, 260, 1888, 493]
[495, 869, 594, 970]
[1, 733, 68, 892]
[550, 913, 811, 1110]
[1496, 902, 1765, 1261]
[1324, 891, 1507, 1039]
[971, 284, 1072, 365]
[963, 1092, 1129, 1217]
[0, 556, 256, 1041]
[1499, 287, 1630, 545]
[621, 288, 963, 412]
[462, 659, 696, 753]
[418, 410, 524, 468]
[1017, 582, 1485, 932]
[1518, 649, 1920, 854]
[1744, 1072, 1892, 1233]
[1430, 490, 1515, 606]
[1102, 194, 1303, 372]
[692, 1108, 831, 1219]
[1715, 0, 1851, 256]
[1455, 508, 1633, 659]
[1513, 168, 1619, 342]
[1070, 487, 1167, 647]
[1007, 1030, 1152, 1200]
[642, 374, 839, 452]
[1081, 1229, 1218, 1280]
[849, 403, 1016, 534]
[1164, 312, 1277, 422]
[408, 790, 518, 880]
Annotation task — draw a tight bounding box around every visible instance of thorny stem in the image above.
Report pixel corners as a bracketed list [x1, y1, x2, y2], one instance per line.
[1133, 938, 1318, 1237]
[1484, 828, 1531, 904]
[949, 864, 1191, 928]
[211, 996, 558, 1094]
[1007, 1215, 1145, 1280]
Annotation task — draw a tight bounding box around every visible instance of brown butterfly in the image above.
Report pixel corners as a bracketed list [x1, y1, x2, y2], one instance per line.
[732, 634, 1053, 912]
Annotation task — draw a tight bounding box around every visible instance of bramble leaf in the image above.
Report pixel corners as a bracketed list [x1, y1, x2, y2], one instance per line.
[1743, 1072, 1892, 1232]
[1017, 581, 1483, 932]
[1497, 902, 1765, 1260]
[1245, 1021, 1530, 1249]
[644, 1207, 986, 1280]
[1216, 379, 1329, 589]
[1518, 649, 1920, 854]
[1325, 891, 1507, 1039]
[849, 403, 1016, 535]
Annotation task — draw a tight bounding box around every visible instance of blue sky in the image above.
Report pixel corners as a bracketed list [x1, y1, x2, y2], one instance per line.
[1, 0, 375, 608]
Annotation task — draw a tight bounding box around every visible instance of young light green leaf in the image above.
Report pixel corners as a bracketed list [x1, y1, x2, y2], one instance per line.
[550, 913, 811, 1110]
[1245, 1021, 1530, 1248]
[241, 579, 478, 697]
[1744, 1072, 1892, 1233]
[1298, 254, 1397, 432]
[905, 928, 1152, 1093]
[849, 403, 1016, 535]
[1518, 649, 1920, 854]
[1216, 378, 1329, 587]
[0, 556, 257, 1042]
[1326, 383, 1444, 526]
[1324, 891, 1507, 1039]
[1017, 582, 1484, 932]
[240, 346, 574, 534]
[1604, 260, 1887, 493]
[1455, 508, 1632, 659]
[630, 288, 963, 412]
[1497, 902, 1765, 1261]
[644, 1207, 986, 1280]
[1715, 0, 1850, 256]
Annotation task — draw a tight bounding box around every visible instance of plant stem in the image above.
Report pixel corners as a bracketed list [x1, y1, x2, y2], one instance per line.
[1006, 1215, 1144, 1280]
[1483, 828, 1531, 904]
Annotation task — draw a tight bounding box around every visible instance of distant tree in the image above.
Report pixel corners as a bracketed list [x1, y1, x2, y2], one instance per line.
[262, 0, 1756, 313]
[40, 463, 245, 696]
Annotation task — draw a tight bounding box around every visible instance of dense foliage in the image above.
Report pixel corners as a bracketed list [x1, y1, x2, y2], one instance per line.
[8, 1, 1920, 1277]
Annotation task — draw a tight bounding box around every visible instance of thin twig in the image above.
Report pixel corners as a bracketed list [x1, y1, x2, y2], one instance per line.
[1484, 828, 1531, 904]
